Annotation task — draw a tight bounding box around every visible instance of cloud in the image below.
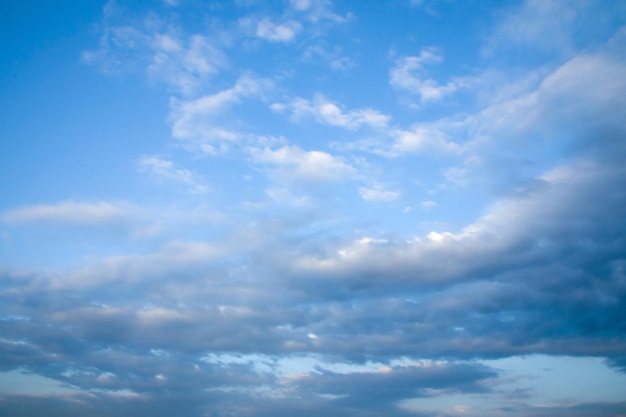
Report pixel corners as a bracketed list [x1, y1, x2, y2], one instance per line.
[169, 74, 272, 153]
[447, 43, 626, 189]
[287, 361, 496, 409]
[250, 145, 356, 183]
[4, 2, 626, 416]
[485, 0, 623, 57]
[60, 239, 228, 288]
[278, 157, 626, 362]
[272, 95, 389, 130]
[359, 185, 400, 202]
[147, 33, 226, 95]
[390, 125, 461, 155]
[1, 154, 625, 414]
[336, 121, 462, 158]
[1, 201, 132, 226]
[289, 0, 349, 23]
[138, 155, 209, 193]
[255, 18, 302, 43]
[302, 45, 354, 71]
[82, 8, 226, 95]
[390, 48, 459, 102]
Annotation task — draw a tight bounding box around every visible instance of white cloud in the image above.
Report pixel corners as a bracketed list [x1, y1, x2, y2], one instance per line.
[169, 75, 272, 152]
[359, 185, 400, 202]
[265, 188, 313, 208]
[0, 201, 166, 240]
[138, 155, 209, 194]
[273, 95, 389, 130]
[289, 0, 348, 23]
[250, 145, 356, 182]
[255, 18, 302, 43]
[83, 15, 226, 95]
[390, 126, 461, 155]
[147, 33, 226, 95]
[1, 201, 131, 226]
[390, 48, 459, 102]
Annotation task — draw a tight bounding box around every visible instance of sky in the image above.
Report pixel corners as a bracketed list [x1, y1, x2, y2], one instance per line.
[1, 0, 626, 416]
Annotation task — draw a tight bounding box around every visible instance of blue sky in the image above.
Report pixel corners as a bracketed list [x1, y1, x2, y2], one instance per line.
[1, 0, 626, 416]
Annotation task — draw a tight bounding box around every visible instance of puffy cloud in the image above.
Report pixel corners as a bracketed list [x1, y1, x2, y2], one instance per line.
[250, 145, 356, 182]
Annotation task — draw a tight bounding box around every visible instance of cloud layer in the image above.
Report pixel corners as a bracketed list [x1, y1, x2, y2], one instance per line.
[1, 1, 626, 416]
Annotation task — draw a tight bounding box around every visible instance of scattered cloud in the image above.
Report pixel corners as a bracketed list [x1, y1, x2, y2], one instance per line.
[3, 1, 626, 416]
[83, 13, 226, 95]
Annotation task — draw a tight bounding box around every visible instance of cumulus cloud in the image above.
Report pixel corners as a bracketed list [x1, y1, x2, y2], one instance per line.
[250, 145, 356, 183]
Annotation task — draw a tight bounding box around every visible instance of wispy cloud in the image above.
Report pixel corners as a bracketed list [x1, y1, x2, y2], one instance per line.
[252, 18, 303, 43]
[83, 12, 226, 95]
[390, 48, 459, 102]
[1, 201, 132, 226]
[169, 74, 272, 153]
[272, 95, 389, 130]
[138, 155, 209, 193]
